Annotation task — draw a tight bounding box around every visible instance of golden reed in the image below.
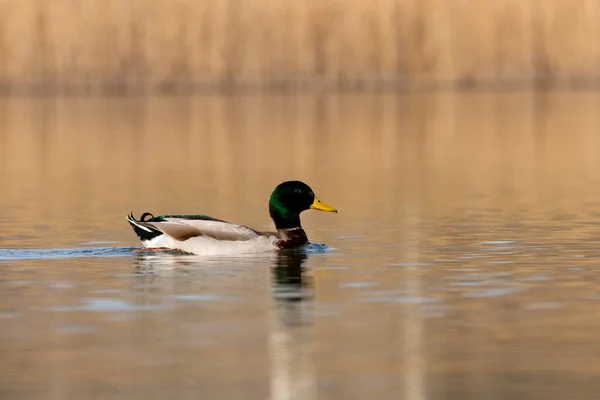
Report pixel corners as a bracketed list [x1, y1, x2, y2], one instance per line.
[1, 0, 599, 93]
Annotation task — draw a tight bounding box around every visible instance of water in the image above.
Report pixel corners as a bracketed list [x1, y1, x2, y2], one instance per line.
[2, 92, 600, 399]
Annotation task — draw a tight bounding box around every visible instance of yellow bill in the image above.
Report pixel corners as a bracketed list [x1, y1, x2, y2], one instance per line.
[310, 197, 338, 213]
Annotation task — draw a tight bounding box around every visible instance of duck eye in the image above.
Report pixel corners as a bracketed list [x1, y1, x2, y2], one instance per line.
[294, 188, 303, 194]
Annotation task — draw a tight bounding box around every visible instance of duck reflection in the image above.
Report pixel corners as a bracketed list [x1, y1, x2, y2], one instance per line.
[271, 250, 313, 304]
[129, 248, 318, 399]
[269, 250, 317, 400]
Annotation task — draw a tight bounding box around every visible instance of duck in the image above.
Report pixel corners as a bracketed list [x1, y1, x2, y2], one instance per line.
[126, 181, 337, 256]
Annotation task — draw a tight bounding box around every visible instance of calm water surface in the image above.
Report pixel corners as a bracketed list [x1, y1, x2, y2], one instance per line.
[2, 93, 600, 399]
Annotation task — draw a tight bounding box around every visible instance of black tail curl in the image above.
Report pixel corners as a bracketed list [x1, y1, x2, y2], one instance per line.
[140, 212, 155, 222]
[127, 212, 163, 242]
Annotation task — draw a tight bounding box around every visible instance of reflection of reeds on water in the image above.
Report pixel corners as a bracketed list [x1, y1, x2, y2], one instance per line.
[1, 93, 600, 245]
[2, 1, 600, 92]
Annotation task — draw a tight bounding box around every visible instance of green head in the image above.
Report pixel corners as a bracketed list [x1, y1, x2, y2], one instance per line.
[269, 181, 337, 230]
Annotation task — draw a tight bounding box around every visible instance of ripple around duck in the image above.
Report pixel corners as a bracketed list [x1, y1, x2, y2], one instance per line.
[0, 241, 334, 261]
[303, 242, 335, 253]
[0, 246, 135, 261]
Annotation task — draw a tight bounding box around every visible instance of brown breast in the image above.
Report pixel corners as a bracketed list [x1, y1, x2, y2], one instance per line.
[275, 228, 308, 250]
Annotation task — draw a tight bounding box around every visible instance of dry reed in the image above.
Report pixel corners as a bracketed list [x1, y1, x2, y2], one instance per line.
[0, 0, 599, 93]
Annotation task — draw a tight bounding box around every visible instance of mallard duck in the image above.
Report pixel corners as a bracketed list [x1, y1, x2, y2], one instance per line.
[126, 181, 337, 255]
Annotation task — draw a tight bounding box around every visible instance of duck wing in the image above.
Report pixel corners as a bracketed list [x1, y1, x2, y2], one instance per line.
[128, 213, 261, 242]
[157, 217, 261, 241]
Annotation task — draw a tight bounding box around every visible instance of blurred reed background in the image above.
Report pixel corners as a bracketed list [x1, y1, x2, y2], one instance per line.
[1, 0, 599, 93]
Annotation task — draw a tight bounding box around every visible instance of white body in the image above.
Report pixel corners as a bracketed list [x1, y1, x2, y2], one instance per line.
[129, 216, 280, 256]
[143, 233, 278, 256]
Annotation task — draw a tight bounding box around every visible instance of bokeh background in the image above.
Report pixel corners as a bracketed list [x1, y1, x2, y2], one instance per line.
[1, 0, 600, 92]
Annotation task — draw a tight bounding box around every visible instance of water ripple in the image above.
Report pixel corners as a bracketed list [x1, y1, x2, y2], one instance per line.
[0, 246, 135, 261]
[45, 298, 170, 312]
